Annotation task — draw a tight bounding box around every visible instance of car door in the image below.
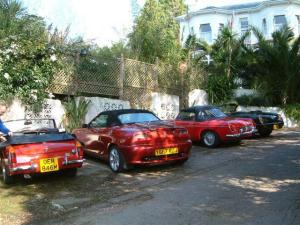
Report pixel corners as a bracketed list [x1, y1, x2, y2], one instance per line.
[194, 110, 211, 139]
[175, 110, 198, 141]
[79, 114, 110, 156]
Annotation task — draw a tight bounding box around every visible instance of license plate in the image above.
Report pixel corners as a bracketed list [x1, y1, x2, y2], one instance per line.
[40, 158, 59, 173]
[273, 124, 279, 130]
[155, 147, 178, 156]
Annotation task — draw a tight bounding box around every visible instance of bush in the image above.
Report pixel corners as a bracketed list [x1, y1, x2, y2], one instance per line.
[235, 95, 269, 106]
[62, 97, 91, 132]
[283, 104, 300, 123]
[205, 75, 236, 104]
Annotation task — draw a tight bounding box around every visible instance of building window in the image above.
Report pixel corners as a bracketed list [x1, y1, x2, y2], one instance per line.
[199, 23, 212, 43]
[240, 17, 250, 44]
[219, 23, 224, 33]
[240, 17, 249, 35]
[262, 18, 267, 35]
[191, 27, 194, 35]
[274, 15, 287, 31]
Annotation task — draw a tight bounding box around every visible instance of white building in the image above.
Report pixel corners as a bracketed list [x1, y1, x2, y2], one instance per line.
[177, 0, 300, 45]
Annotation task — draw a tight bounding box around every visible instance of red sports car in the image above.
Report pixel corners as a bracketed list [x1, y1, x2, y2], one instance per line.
[73, 109, 192, 172]
[175, 106, 256, 147]
[0, 119, 84, 184]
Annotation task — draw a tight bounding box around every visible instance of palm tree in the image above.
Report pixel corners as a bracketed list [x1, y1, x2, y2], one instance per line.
[0, 0, 25, 37]
[250, 26, 300, 105]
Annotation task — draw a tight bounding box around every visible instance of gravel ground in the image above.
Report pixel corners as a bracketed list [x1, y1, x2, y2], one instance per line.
[0, 128, 300, 225]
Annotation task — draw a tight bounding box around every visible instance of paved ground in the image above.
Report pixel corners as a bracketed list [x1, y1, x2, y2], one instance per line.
[1, 128, 300, 225]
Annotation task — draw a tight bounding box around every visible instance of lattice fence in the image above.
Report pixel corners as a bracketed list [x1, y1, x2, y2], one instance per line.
[49, 56, 204, 109]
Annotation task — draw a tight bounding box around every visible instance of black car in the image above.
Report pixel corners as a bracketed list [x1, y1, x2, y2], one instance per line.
[229, 111, 284, 137]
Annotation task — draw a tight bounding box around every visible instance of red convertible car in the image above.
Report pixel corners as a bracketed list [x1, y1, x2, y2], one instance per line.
[73, 109, 192, 172]
[0, 119, 84, 184]
[175, 106, 256, 148]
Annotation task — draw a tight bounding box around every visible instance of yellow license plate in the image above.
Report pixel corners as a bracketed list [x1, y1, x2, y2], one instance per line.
[273, 124, 279, 130]
[155, 147, 178, 156]
[40, 158, 59, 173]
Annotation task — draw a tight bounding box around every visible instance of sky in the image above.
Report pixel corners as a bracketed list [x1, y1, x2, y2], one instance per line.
[21, 0, 266, 46]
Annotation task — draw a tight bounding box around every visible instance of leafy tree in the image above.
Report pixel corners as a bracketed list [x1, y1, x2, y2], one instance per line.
[248, 26, 300, 105]
[93, 41, 131, 59]
[0, 0, 61, 110]
[129, 0, 186, 64]
[183, 27, 249, 103]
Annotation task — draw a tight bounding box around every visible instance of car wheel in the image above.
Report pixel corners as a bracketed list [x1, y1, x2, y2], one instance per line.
[258, 128, 272, 137]
[201, 131, 220, 148]
[109, 147, 126, 173]
[1, 159, 15, 185]
[63, 168, 78, 177]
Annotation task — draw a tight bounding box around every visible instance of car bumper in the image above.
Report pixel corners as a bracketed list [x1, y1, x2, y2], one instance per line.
[8, 158, 84, 175]
[225, 127, 257, 140]
[257, 121, 284, 129]
[120, 141, 192, 165]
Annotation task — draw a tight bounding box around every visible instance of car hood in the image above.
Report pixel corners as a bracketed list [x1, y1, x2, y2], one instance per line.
[204, 117, 254, 126]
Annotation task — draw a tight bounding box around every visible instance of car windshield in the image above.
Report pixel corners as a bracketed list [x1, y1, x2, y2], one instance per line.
[4, 119, 56, 133]
[205, 108, 227, 118]
[118, 113, 160, 124]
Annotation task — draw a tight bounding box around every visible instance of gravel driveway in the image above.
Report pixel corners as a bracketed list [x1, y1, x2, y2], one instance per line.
[1, 129, 300, 225]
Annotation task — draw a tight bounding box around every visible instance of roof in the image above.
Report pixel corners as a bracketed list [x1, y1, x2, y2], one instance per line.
[176, 0, 300, 21]
[220, 2, 262, 11]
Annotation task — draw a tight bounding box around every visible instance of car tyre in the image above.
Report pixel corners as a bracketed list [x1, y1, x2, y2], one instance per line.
[258, 128, 272, 137]
[201, 131, 220, 148]
[109, 146, 127, 173]
[1, 159, 15, 185]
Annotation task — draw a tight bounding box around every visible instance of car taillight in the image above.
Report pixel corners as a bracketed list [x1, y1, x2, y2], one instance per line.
[75, 141, 83, 156]
[7, 145, 17, 164]
[174, 129, 189, 137]
[132, 132, 150, 143]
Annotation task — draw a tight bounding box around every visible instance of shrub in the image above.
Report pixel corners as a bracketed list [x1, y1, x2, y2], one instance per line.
[62, 97, 91, 132]
[235, 95, 269, 106]
[283, 104, 300, 123]
[205, 75, 236, 104]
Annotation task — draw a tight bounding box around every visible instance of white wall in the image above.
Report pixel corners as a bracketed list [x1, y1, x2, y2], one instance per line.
[150, 92, 180, 120]
[79, 97, 131, 124]
[2, 99, 65, 128]
[233, 89, 258, 98]
[189, 89, 208, 106]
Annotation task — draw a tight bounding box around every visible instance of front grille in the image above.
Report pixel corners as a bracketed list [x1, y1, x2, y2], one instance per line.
[240, 126, 253, 133]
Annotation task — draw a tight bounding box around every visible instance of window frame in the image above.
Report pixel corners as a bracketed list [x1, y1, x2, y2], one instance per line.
[274, 15, 287, 31]
[89, 114, 109, 128]
[262, 18, 267, 35]
[199, 23, 212, 43]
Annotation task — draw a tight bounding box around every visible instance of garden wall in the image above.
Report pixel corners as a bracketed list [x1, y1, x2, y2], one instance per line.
[2, 92, 180, 129]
